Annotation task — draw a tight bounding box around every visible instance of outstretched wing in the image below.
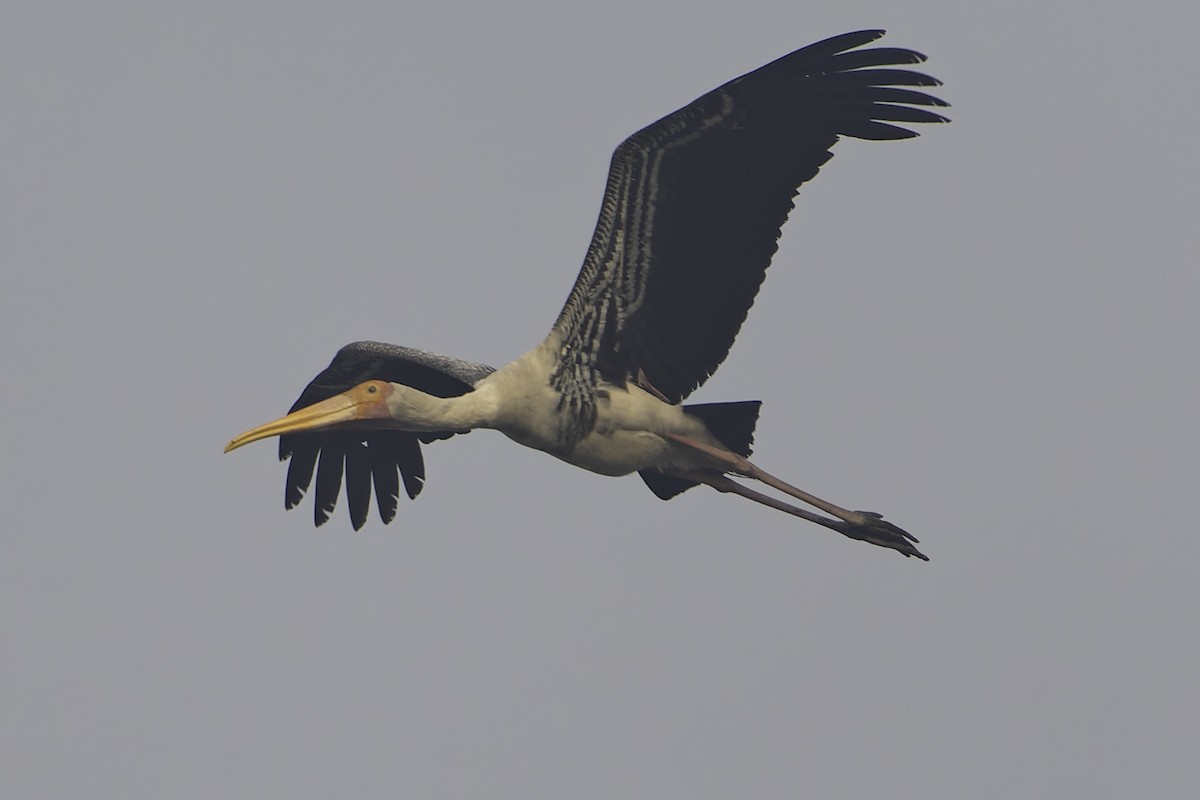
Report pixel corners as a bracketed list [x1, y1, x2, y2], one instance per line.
[551, 30, 948, 413]
[277, 341, 495, 529]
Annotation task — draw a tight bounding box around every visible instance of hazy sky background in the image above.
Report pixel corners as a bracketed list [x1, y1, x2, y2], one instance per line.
[4, 1, 1197, 797]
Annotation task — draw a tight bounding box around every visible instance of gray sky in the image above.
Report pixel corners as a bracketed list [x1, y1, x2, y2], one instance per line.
[3, 1, 1198, 797]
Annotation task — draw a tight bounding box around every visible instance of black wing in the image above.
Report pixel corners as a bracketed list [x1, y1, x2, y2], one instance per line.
[551, 30, 948, 409]
[277, 341, 495, 530]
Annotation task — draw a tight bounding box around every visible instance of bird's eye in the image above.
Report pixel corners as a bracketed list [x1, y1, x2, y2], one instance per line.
[368, 384, 377, 393]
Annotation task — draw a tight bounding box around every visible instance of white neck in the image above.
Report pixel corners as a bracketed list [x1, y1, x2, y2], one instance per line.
[384, 383, 500, 434]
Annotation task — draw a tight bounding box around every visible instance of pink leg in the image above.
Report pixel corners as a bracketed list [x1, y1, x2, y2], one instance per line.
[665, 434, 928, 560]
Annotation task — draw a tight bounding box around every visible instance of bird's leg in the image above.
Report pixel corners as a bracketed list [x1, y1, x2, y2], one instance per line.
[689, 472, 845, 528]
[684, 473, 927, 559]
[666, 433, 864, 519]
[665, 433, 927, 560]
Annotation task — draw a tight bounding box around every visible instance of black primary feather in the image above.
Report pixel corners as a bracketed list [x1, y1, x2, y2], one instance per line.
[277, 342, 494, 529]
[551, 30, 948, 431]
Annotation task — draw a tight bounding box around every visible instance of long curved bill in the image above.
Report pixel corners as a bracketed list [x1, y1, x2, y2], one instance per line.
[223, 382, 391, 453]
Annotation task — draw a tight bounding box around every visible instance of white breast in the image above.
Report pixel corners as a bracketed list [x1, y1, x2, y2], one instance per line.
[479, 338, 721, 477]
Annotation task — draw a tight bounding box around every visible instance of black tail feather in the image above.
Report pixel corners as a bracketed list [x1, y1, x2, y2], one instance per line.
[639, 401, 761, 500]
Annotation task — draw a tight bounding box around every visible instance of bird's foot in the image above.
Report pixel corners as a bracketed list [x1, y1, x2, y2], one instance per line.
[835, 511, 929, 561]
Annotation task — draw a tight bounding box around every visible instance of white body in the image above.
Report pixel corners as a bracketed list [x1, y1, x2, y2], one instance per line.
[403, 337, 724, 477]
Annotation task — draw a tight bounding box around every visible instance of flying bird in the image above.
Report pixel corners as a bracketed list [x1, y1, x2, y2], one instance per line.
[225, 30, 947, 560]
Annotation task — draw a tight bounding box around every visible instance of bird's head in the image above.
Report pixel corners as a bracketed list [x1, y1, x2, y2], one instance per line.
[224, 380, 397, 453]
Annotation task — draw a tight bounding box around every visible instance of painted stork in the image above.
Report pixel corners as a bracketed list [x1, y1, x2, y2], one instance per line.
[225, 30, 947, 560]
